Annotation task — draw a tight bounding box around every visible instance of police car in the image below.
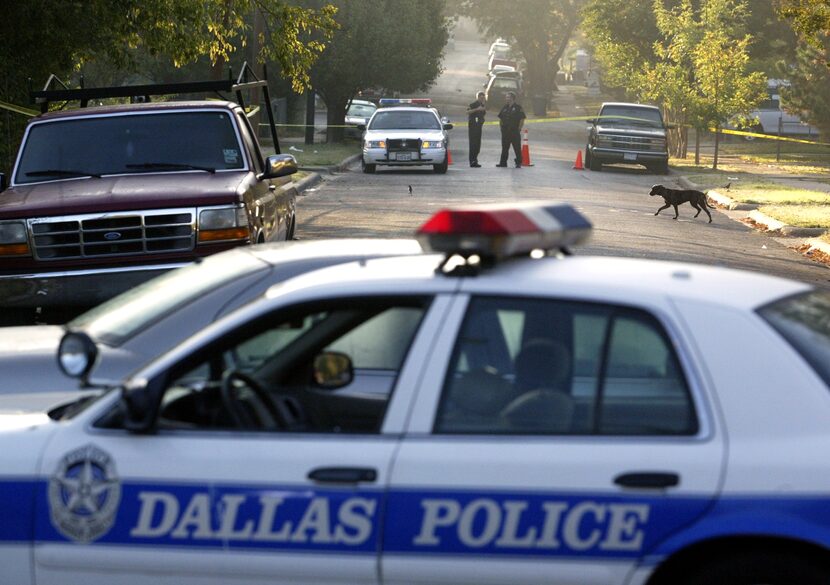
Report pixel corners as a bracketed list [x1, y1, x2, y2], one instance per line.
[3, 202, 830, 585]
[360, 98, 453, 174]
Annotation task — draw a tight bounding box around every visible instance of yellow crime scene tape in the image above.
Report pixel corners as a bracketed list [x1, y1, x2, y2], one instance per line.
[0, 100, 38, 117]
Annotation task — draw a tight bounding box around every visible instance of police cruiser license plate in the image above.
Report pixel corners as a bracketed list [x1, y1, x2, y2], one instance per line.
[395, 152, 413, 161]
[624, 152, 637, 161]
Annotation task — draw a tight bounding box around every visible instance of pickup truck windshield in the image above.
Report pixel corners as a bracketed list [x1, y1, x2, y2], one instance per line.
[69, 250, 267, 347]
[599, 106, 664, 128]
[14, 111, 244, 185]
[369, 111, 441, 130]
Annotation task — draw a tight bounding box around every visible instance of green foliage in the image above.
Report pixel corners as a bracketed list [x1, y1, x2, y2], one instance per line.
[583, 0, 766, 166]
[304, 0, 449, 142]
[461, 0, 586, 98]
[0, 0, 338, 175]
[778, 0, 830, 50]
[779, 39, 830, 136]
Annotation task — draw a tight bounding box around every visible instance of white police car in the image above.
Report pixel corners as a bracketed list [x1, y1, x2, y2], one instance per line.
[2, 202, 830, 585]
[360, 98, 453, 174]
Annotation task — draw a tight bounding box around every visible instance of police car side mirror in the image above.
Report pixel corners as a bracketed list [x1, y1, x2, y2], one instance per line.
[443, 123, 454, 131]
[357, 124, 366, 131]
[312, 351, 354, 390]
[121, 376, 164, 433]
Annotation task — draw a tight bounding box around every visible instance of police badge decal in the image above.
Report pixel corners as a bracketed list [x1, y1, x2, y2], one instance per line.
[49, 444, 121, 543]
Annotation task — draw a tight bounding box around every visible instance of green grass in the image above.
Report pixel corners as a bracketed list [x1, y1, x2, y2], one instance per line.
[758, 205, 830, 229]
[716, 183, 830, 205]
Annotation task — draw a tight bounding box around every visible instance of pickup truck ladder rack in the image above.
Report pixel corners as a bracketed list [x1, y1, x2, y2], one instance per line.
[30, 62, 281, 153]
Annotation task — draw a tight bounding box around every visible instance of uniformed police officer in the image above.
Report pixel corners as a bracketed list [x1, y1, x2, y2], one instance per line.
[466, 92, 486, 167]
[496, 92, 526, 168]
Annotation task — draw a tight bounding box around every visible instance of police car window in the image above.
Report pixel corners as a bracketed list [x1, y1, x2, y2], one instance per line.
[145, 299, 427, 434]
[759, 291, 830, 388]
[369, 111, 441, 130]
[435, 297, 697, 436]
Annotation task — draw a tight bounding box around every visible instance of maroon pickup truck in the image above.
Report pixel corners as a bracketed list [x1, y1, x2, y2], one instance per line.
[0, 81, 298, 317]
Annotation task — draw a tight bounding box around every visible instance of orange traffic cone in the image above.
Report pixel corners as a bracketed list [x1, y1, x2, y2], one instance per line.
[521, 129, 534, 166]
[447, 149, 453, 165]
[573, 149, 584, 170]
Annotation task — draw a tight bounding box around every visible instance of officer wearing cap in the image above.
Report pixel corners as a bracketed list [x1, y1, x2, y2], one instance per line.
[466, 92, 486, 168]
[496, 92, 526, 168]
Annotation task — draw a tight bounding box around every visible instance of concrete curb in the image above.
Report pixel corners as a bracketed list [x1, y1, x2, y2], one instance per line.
[299, 153, 361, 174]
[803, 237, 830, 258]
[679, 175, 827, 238]
[291, 172, 323, 194]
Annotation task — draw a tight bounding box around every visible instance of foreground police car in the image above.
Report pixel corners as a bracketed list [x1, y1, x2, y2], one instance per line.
[3, 202, 830, 585]
[361, 99, 453, 174]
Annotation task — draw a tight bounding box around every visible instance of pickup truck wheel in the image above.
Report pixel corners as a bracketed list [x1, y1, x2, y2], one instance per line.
[584, 146, 592, 167]
[362, 159, 376, 174]
[589, 156, 602, 171]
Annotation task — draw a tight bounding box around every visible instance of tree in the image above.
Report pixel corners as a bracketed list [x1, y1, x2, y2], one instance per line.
[304, 0, 449, 143]
[0, 0, 337, 175]
[778, 0, 830, 52]
[779, 39, 830, 136]
[462, 0, 586, 107]
[583, 0, 766, 168]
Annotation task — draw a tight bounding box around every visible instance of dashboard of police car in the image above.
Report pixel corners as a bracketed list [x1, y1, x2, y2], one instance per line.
[5, 202, 830, 585]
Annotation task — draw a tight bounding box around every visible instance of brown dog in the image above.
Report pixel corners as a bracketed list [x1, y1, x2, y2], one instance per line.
[650, 184, 713, 223]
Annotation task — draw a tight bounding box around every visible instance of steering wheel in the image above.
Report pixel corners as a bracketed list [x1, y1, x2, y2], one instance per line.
[220, 370, 287, 430]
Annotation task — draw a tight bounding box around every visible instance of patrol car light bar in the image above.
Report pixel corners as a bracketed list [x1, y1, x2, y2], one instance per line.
[379, 98, 432, 106]
[416, 202, 592, 261]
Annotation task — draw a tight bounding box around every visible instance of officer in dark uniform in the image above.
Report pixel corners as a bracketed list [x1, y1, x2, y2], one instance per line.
[466, 91, 486, 167]
[496, 91, 526, 168]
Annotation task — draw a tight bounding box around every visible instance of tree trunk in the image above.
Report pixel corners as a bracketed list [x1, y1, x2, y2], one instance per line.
[695, 129, 701, 166]
[325, 95, 348, 144]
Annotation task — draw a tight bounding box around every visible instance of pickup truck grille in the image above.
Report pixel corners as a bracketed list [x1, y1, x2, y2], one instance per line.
[29, 208, 195, 260]
[599, 135, 666, 152]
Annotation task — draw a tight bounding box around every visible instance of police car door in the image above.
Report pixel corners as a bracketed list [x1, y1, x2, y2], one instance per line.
[34, 294, 450, 585]
[384, 293, 725, 585]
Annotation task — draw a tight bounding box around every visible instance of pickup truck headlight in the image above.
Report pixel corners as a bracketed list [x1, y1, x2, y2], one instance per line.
[198, 205, 249, 243]
[0, 221, 30, 256]
[422, 140, 444, 149]
[365, 140, 386, 149]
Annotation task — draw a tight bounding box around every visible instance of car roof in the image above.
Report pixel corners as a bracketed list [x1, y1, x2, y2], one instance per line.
[266, 253, 808, 312]
[247, 239, 422, 266]
[33, 100, 239, 121]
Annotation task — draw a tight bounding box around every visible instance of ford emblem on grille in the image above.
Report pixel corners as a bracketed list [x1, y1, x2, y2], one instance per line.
[104, 232, 122, 241]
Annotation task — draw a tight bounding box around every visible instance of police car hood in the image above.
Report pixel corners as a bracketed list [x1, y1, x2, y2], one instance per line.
[0, 412, 58, 475]
[364, 129, 445, 140]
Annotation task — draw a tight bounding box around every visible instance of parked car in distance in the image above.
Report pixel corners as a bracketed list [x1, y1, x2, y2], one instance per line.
[0, 239, 422, 413]
[485, 75, 523, 109]
[733, 79, 820, 140]
[585, 102, 670, 174]
[345, 99, 378, 139]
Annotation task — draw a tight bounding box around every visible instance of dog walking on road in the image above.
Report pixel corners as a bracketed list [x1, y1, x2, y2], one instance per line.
[650, 184, 714, 223]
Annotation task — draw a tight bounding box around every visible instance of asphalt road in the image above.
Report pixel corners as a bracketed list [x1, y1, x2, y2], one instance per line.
[298, 40, 830, 291]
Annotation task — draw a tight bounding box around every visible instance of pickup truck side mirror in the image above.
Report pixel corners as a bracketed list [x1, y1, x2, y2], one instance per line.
[261, 154, 298, 180]
[586, 118, 597, 125]
[357, 124, 367, 132]
[0, 173, 6, 192]
[443, 123, 454, 131]
[666, 123, 677, 130]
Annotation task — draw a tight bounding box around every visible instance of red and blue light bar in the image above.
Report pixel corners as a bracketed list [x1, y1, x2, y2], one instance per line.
[416, 202, 592, 260]
[379, 98, 432, 106]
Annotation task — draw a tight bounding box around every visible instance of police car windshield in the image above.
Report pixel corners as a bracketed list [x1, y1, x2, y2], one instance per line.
[758, 290, 830, 388]
[369, 111, 441, 130]
[69, 251, 267, 347]
[599, 106, 664, 128]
